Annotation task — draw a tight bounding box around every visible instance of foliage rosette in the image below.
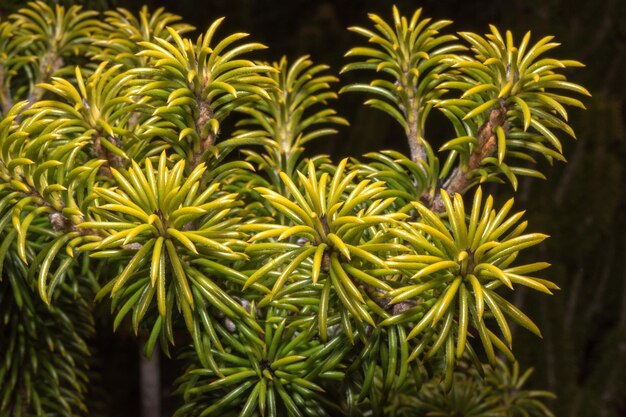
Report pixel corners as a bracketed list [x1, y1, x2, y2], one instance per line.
[129, 18, 276, 163]
[434, 26, 591, 191]
[382, 187, 557, 388]
[175, 307, 351, 417]
[77, 153, 254, 355]
[341, 6, 463, 167]
[341, 6, 589, 207]
[4, 1, 102, 109]
[411, 359, 555, 417]
[228, 54, 348, 209]
[243, 159, 409, 340]
[95, 6, 196, 70]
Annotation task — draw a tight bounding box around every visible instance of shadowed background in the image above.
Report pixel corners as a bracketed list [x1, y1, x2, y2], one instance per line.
[1, 1, 624, 416]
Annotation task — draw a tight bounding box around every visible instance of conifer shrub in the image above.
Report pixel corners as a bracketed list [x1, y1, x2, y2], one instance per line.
[0, 2, 588, 416]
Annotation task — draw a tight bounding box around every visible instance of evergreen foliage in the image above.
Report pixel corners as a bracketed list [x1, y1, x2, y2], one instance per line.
[0, 2, 588, 416]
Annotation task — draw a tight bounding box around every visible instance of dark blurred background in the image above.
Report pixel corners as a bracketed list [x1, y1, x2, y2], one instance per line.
[1, 0, 625, 416]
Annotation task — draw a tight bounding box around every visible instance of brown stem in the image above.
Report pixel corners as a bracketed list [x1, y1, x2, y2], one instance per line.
[93, 134, 124, 177]
[396, 77, 426, 166]
[426, 106, 508, 212]
[407, 97, 426, 165]
[18, 190, 87, 236]
[26, 50, 64, 107]
[28, 192, 87, 236]
[190, 99, 215, 168]
[362, 283, 416, 315]
[8, 171, 93, 237]
[48, 211, 84, 234]
[0, 49, 61, 115]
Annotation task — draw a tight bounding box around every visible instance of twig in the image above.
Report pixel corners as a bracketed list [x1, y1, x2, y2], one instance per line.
[190, 98, 216, 169]
[25, 50, 64, 109]
[93, 134, 124, 177]
[396, 76, 427, 167]
[426, 105, 508, 212]
[362, 283, 417, 315]
[406, 96, 426, 165]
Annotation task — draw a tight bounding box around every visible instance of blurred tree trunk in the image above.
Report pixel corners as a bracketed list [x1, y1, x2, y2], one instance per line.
[140, 346, 161, 417]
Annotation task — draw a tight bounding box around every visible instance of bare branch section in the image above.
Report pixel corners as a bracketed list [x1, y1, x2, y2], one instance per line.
[93, 134, 124, 177]
[30, 193, 88, 236]
[21, 186, 90, 236]
[191, 99, 216, 169]
[27, 51, 64, 106]
[427, 106, 508, 212]
[407, 96, 427, 165]
[363, 282, 417, 316]
[0, 50, 64, 115]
